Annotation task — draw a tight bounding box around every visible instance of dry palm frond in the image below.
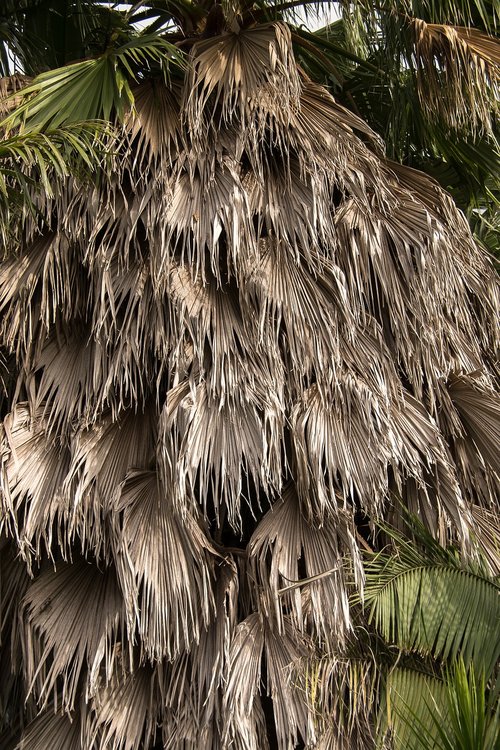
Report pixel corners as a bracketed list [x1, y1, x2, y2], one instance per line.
[1, 404, 70, 561]
[222, 612, 313, 750]
[125, 79, 181, 166]
[16, 708, 82, 750]
[448, 373, 500, 476]
[160, 377, 283, 529]
[20, 558, 127, 711]
[1, 13, 499, 750]
[0, 75, 31, 119]
[110, 469, 217, 661]
[87, 664, 160, 750]
[184, 23, 301, 143]
[64, 407, 157, 554]
[413, 21, 500, 134]
[249, 484, 361, 647]
[221, 613, 266, 749]
[0, 233, 84, 361]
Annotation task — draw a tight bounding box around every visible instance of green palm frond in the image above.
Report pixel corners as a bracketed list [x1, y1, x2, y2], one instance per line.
[388, 659, 500, 750]
[383, 667, 450, 750]
[363, 535, 500, 677]
[1, 33, 184, 131]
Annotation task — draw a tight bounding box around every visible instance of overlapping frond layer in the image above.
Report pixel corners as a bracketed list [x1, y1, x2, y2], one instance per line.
[17, 709, 82, 750]
[0, 17, 499, 750]
[249, 485, 361, 647]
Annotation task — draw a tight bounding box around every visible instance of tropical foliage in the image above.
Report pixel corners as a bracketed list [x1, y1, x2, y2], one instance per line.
[0, 1, 499, 748]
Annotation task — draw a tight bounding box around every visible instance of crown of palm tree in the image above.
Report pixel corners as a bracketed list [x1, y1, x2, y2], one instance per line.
[0, 1, 499, 748]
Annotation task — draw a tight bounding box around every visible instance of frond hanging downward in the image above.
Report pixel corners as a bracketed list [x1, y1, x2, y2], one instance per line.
[413, 21, 500, 135]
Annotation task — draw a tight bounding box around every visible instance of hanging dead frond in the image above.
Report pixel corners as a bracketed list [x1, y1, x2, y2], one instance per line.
[413, 21, 500, 134]
[64, 406, 157, 554]
[160, 377, 283, 530]
[0, 233, 85, 361]
[1, 404, 70, 561]
[249, 484, 362, 648]
[111, 469, 217, 661]
[17, 708, 82, 750]
[184, 23, 301, 143]
[87, 664, 161, 750]
[20, 558, 127, 711]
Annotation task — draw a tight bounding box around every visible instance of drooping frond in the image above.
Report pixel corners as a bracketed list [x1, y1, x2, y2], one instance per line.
[1, 404, 70, 560]
[223, 612, 313, 750]
[20, 558, 127, 710]
[110, 469, 217, 660]
[249, 484, 361, 646]
[413, 22, 500, 135]
[17, 708, 82, 750]
[87, 664, 161, 750]
[160, 378, 284, 529]
[184, 23, 301, 143]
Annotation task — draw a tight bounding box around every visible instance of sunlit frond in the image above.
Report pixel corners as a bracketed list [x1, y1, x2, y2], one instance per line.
[111, 469, 217, 660]
[1, 34, 184, 132]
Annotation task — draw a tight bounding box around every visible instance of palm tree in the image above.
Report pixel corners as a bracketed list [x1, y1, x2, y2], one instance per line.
[0, 2, 498, 748]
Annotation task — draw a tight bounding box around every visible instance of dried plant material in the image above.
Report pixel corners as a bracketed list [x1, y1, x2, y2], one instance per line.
[413, 21, 500, 134]
[111, 469, 217, 660]
[20, 559, 126, 711]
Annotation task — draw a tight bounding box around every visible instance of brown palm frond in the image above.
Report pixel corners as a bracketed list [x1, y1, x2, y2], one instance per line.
[125, 79, 182, 166]
[160, 378, 284, 529]
[110, 469, 217, 661]
[0, 233, 84, 361]
[184, 23, 301, 142]
[448, 373, 500, 476]
[222, 612, 269, 750]
[0, 75, 31, 119]
[249, 484, 361, 647]
[1, 405, 70, 560]
[87, 663, 160, 750]
[63, 407, 157, 553]
[413, 21, 500, 134]
[16, 708, 82, 750]
[20, 558, 127, 711]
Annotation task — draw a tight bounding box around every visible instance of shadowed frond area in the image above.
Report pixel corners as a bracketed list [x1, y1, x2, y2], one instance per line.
[0, 9, 499, 750]
[20, 558, 127, 710]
